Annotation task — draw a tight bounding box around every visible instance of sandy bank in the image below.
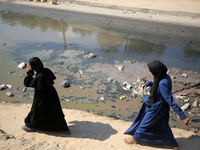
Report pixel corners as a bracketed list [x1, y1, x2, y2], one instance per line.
[0, 102, 200, 150]
[1, 0, 200, 27]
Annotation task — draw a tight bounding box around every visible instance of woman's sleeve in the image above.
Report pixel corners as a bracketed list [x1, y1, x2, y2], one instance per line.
[145, 81, 153, 86]
[160, 82, 187, 120]
[24, 70, 38, 88]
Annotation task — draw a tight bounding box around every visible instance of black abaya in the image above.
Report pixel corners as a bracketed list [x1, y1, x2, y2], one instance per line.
[24, 62, 69, 131]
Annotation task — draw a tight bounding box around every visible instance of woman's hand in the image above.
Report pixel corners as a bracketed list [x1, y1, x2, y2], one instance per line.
[142, 84, 146, 91]
[182, 118, 189, 126]
[27, 63, 32, 70]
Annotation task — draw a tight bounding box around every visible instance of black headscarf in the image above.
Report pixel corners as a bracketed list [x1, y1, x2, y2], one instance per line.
[147, 60, 168, 107]
[29, 57, 44, 73]
[29, 57, 56, 85]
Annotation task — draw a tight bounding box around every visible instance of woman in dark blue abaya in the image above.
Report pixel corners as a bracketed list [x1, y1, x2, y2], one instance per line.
[124, 60, 189, 149]
[22, 57, 70, 133]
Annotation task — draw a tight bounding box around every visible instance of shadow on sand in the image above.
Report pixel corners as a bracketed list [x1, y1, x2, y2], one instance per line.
[37, 120, 118, 141]
[130, 134, 200, 150]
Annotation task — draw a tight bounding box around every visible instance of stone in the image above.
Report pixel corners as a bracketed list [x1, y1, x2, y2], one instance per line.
[175, 95, 186, 100]
[192, 100, 198, 108]
[5, 92, 14, 97]
[184, 98, 190, 102]
[181, 103, 190, 111]
[17, 62, 26, 69]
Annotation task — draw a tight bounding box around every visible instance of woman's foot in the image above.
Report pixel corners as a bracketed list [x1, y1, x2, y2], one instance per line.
[22, 125, 36, 132]
[123, 137, 138, 144]
[163, 145, 179, 150]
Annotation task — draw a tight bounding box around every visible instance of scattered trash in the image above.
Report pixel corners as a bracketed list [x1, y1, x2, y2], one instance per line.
[83, 53, 97, 59]
[137, 77, 147, 84]
[122, 82, 132, 90]
[181, 73, 188, 78]
[119, 95, 126, 100]
[5, 92, 14, 97]
[17, 62, 26, 69]
[115, 65, 124, 71]
[0, 84, 8, 90]
[181, 103, 190, 111]
[60, 79, 70, 88]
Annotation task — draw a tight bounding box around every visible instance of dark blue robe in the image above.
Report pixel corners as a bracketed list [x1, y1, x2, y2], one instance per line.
[124, 75, 187, 146]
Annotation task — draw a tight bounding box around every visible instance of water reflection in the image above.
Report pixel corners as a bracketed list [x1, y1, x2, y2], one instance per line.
[0, 10, 200, 72]
[124, 39, 166, 56]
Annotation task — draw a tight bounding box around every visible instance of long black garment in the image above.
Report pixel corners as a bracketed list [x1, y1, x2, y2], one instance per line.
[24, 68, 69, 131]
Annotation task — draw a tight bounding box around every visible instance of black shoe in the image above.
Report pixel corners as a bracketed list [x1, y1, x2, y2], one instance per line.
[22, 125, 36, 132]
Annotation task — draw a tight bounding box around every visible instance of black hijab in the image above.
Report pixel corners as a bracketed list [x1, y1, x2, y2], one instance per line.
[29, 57, 44, 73]
[147, 60, 168, 107]
[29, 57, 56, 84]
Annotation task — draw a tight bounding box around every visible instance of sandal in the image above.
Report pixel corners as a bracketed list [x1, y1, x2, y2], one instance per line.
[163, 145, 179, 150]
[123, 137, 138, 144]
[22, 125, 36, 132]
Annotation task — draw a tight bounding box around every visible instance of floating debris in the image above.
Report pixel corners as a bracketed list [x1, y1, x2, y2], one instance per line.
[17, 62, 26, 69]
[60, 79, 70, 88]
[83, 53, 97, 59]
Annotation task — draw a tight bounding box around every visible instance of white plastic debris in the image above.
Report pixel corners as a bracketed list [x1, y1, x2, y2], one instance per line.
[181, 103, 190, 111]
[17, 62, 26, 69]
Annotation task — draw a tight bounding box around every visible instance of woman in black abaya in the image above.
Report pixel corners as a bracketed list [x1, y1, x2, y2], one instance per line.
[22, 57, 70, 133]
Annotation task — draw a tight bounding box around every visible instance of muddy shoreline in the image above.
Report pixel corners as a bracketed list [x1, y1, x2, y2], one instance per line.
[0, 1, 200, 131]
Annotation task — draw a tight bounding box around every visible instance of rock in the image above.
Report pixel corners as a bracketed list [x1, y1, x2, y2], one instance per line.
[108, 77, 114, 83]
[60, 79, 70, 88]
[184, 98, 190, 102]
[192, 100, 198, 108]
[83, 53, 97, 58]
[0, 84, 8, 90]
[175, 95, 186, 100]
[5, 92, 14, 97]
[17, 62, 26, 69]
[111, 105, 116, 108]
[115, 65, 124, 71]
[181, 73, 188, 78]
[181, 103, 190, 111]
[137, 77, 147, 83]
